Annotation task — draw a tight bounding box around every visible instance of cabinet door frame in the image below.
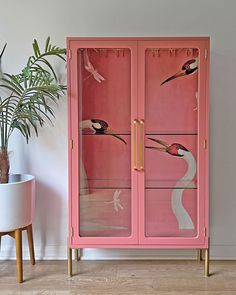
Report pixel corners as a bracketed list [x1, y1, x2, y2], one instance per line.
[137, 39, 210, 247]
[67, 39, 139, 246]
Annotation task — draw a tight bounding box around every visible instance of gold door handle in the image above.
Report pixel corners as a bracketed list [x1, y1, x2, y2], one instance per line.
[139, 119, 144, 171]
[133, 119, 138, 170]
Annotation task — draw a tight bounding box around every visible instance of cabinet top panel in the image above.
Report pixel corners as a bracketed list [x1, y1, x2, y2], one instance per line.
[67, 37, 210, 42]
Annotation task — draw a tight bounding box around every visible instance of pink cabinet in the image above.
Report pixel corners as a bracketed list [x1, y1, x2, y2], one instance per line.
[67, 37, 210, 275]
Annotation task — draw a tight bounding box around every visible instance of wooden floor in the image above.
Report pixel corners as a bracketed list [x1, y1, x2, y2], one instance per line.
[0, 260, 236, 294]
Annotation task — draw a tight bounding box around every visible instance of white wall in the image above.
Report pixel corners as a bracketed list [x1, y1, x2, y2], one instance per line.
[0, 0, 236, 260]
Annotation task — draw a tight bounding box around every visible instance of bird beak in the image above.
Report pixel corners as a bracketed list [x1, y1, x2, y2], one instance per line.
[145, 138, 169, 152]
[105, 128, 127, 144]
[160, 70, 186, 86]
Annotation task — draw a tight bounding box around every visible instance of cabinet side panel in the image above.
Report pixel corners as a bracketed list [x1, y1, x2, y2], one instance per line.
[67, 38, 73, 247]
[67, 39, 80, 247]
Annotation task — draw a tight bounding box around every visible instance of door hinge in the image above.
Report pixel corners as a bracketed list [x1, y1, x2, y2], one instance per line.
[205, 49, 208, 59]
[204, 227, 207, 237]
[70, 139, 74, 149]
[68, 49, 72, 60]
[71, 227, 74, 237]
[204, 139, 207, 149]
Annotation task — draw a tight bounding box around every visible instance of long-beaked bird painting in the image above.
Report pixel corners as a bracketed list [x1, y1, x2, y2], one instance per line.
[160, 59, 198, 86]
[79, 119, 127, 234]
[81, 119, 127, 144]
[146, 138, 196, 230]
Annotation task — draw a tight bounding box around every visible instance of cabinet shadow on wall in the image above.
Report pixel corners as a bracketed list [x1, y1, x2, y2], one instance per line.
[34, 181, 64, 259]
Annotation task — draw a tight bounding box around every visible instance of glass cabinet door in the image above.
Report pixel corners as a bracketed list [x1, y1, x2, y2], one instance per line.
[69, 40, 138, 244]
[138, 40, 208, 245]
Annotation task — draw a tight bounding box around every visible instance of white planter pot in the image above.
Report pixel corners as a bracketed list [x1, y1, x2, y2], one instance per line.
[0, 174, 35, 232]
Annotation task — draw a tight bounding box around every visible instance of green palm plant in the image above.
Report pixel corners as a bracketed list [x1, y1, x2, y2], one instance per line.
[0, 37, 66, 183]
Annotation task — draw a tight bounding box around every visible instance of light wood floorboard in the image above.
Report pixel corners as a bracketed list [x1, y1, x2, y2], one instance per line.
[0, 260, 236, 294]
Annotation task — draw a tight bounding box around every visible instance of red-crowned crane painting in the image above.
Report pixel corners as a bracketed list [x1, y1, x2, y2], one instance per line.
[146, 138, 196, 230]
[80, 119, 127, 144]
[160, 59, 198, 86]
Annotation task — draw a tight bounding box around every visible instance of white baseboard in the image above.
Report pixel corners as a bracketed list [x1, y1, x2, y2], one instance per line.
[0, 245, 67, 260]
[0, 244, 236, 260]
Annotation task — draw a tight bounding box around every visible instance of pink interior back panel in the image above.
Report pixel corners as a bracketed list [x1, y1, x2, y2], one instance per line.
[78, 48, 132, 237]
[70, 40, 208, 245]
[81, 135, 131, 187]
[145, 48, 198, 133]
[144, 48, 199, 238]
[82, 49, 131, 132]
[79, 188, 131, 237]
[145, 189, 197, 237]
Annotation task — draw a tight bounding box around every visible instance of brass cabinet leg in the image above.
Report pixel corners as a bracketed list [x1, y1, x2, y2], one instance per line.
[26, 224, 35, 265]
[68, 243, 72, 276]
[204, 248, 210, 277]
[197, 249, 202, 261]
[15, 229, 23, 283]
[74, 248, 80, 261]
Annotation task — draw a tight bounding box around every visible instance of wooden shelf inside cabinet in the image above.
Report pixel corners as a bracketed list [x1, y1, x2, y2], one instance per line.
[146, 132, 198, 136]
[81, 133, 131, 136]
[81, 179, 197, 190]
[145, 179, 197, 189]
[81, 179, 131, 190]
[81, 132, 198, 136]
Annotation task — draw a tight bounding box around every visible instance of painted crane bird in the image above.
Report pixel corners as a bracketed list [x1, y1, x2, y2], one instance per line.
[79, 119, 127, 233]
[80, 119, 127, 144]
[146, 138, 196, 230]
[79, 119, 126, 194]
[160, 59, 198, 86]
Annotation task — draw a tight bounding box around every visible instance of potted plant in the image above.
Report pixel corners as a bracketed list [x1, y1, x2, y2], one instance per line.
[0, 37, 66, 232]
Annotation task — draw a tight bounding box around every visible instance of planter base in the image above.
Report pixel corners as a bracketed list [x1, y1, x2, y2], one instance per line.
[0, 224, 35, 283]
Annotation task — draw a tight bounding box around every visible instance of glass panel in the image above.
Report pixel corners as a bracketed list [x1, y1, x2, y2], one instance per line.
[145, 48, 199, 133]
[78, 48, 131, 237]
[145, 135, 198, 237]
[145, 47, 199, 238]
[81, 135, 131, 189]
[145, 189, 197, 237]
[145, 135, 197, 189]
[80, 189, 131, 237]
